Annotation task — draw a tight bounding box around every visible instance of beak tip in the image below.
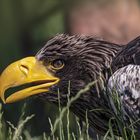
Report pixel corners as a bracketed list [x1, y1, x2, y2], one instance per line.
[2, 99, 6, 104]
[1, 96, 6, 104]
[0, 100, 6, 104]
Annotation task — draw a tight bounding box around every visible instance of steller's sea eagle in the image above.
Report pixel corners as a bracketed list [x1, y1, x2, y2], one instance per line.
[108, 36, 140, 135]
[0, 34, 140, 137]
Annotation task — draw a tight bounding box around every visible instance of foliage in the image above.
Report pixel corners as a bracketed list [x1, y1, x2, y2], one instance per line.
[0, 80, 139, 140]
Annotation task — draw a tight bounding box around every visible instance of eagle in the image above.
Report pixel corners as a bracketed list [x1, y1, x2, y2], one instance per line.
[108, 36, 140, 134]
[0, 34, 140, 137]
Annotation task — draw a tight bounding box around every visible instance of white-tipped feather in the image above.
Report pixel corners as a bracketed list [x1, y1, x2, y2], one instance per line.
[108, 64, 140, 116]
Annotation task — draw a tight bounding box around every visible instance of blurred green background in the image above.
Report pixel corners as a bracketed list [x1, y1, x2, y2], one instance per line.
[0, 0, 76, 137]
[1, 0, 140, 138]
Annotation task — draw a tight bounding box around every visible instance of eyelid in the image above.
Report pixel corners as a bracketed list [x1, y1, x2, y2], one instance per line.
[50, 59, 64, 70]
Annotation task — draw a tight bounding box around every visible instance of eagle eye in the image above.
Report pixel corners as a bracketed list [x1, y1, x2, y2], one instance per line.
[51, 59, 64, 70]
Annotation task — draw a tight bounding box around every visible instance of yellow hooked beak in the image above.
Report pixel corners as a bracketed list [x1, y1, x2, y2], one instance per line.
[0, 57, 59, 104]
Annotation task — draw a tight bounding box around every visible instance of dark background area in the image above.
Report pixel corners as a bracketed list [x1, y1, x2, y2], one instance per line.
[1, 0, 140, 138]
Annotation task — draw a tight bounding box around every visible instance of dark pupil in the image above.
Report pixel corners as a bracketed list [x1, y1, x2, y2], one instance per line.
[53, 60, 63, 68]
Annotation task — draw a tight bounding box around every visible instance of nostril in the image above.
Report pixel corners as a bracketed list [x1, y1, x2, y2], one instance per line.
[20, 64, 29, 76]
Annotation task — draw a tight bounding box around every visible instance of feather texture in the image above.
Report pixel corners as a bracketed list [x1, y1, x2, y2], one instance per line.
[108, 64, 140, 117]
[35, 34, 140, 136]
[108, 37, 140, 133]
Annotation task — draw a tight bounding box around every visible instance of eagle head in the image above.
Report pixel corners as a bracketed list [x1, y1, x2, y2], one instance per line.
[0, 34, 120, 105]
